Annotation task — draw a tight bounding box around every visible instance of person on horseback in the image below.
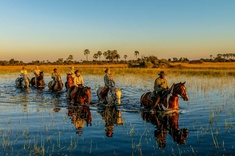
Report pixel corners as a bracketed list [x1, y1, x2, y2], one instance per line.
[19, 66, 28, 85]
[70, 70, 84, 104]
[20, 66, 28, 77]
[100, 68, 115, 100]
[68, 66, 75, 79]
[33, 66, 41, 87]
[51, 68, 59, 90]
[152, 71, 169, 110]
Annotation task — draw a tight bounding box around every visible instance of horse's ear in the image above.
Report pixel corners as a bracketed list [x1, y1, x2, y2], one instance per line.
[183, 81, 186, 84]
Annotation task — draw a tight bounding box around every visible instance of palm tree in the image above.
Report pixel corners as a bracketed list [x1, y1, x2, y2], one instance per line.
[93, 53, 98, 60]
[84, 49, 90, 61]
[124, 55, 127, 61]
[97, 51, 102, 61]
[134, 51, 139, 59]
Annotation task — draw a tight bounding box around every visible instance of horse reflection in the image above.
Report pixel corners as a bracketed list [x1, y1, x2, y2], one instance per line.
[67, 105, 92, 134]
[98, 105, 123, 137]
[141, 111, 188, 148]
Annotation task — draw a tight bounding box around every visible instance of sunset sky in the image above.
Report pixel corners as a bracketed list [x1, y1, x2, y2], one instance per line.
[0, 0, 235, 62]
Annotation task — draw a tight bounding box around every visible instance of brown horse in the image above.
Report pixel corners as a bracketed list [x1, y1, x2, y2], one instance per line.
[65, 73, 74, 91]
[140, 82, 189, 111]
[141, 111, 188, 148]
[30, 71, 45, 88]
[48, 74, 64, 92]
[67, 86, 91, 105]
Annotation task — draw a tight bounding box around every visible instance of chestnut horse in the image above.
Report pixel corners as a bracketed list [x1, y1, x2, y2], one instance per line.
[65, 73, 74, 91]
[140, 82, 189, 111]
[30, 71, 45, 88]
[48, 74, 64, 92]
[67, 86, 91, 105]
[97, 86, 122, 105]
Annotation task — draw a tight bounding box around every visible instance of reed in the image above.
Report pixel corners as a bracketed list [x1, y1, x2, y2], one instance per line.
[0, 63, 235, 77]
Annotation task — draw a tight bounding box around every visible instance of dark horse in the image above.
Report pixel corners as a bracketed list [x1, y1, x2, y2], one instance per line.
[65, 73, 74, 91]
[48, 74, 64, 92]
[67, 105, 92, 134]
[140, 82, 189, 111]
[141, 111, 188, 148]
[30, 71, 45, 88]
[67, 86, 91, 105]
[15, 74, 30, 89]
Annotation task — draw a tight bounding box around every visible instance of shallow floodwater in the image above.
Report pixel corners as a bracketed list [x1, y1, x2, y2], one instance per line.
[0, 73, 234, 156]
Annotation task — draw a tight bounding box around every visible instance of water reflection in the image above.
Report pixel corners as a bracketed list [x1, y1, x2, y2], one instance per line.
[141, 111, 188, 148]
[98, 105, 123, 137]
[67, 105, 92, 135]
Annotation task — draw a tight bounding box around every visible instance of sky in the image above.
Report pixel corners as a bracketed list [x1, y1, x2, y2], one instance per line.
[0, 0, 235, 62]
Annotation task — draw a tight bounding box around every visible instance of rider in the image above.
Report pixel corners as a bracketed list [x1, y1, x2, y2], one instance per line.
[51, 68, 59, 90]
[71, 70, 84, 104]
[152, 71, 169, 110]
[100, 68, 115, 99]
[20, 66, 28, 77]
[68, 66, 75, 79]
[19, 66, 28, 85]
[33, 66, 41, 87]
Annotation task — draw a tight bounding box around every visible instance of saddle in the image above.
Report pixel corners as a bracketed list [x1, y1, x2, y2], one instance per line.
[101, 88, 109, 99]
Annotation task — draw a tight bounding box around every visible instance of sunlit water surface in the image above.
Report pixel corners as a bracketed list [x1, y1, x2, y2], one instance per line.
[0, 74, 234, 156]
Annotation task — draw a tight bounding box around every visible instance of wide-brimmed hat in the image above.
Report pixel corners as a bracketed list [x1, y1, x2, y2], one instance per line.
[105, 68, 110, 73]
[75, 70, 81, 74]
[158, 71, 165, 76]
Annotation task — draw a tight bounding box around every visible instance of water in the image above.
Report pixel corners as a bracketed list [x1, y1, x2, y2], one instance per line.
[0, 74, 234, 155]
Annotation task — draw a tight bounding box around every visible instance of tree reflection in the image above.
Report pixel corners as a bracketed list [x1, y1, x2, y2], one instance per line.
[98, 105, 123, 137]
[67, 105, 92, 135]
[141, 111, 188, 148]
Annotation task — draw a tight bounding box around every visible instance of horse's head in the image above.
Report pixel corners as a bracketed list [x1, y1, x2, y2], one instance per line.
[172, 82, 189, 101]
[67, 73, 73, 81]
[83, 87, 91, 104]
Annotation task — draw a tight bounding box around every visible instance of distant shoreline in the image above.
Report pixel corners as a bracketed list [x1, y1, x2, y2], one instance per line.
[0, 62, 234, 77]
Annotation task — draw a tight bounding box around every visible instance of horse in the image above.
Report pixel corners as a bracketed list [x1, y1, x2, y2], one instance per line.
[15, 74, 30, 88]
[97, 86, 122, 105]
[48, 74, 64, 92]
[67, 86, 91, 105]
[65, 73, 74, 91]
[140, 82, 189, 111]
[30, 71, 45, 88]
[141, 111, 188, 148]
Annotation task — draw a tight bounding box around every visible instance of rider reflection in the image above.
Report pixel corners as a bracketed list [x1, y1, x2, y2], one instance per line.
[98, 105, 123, 137]
[141, 112, 188, 148]
[67, 105, 92, 135]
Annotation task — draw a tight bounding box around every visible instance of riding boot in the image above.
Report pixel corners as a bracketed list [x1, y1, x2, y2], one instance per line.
[153, 97, 161, 109]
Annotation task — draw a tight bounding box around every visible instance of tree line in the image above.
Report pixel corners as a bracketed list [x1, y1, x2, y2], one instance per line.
[1, 50, 234, 66]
